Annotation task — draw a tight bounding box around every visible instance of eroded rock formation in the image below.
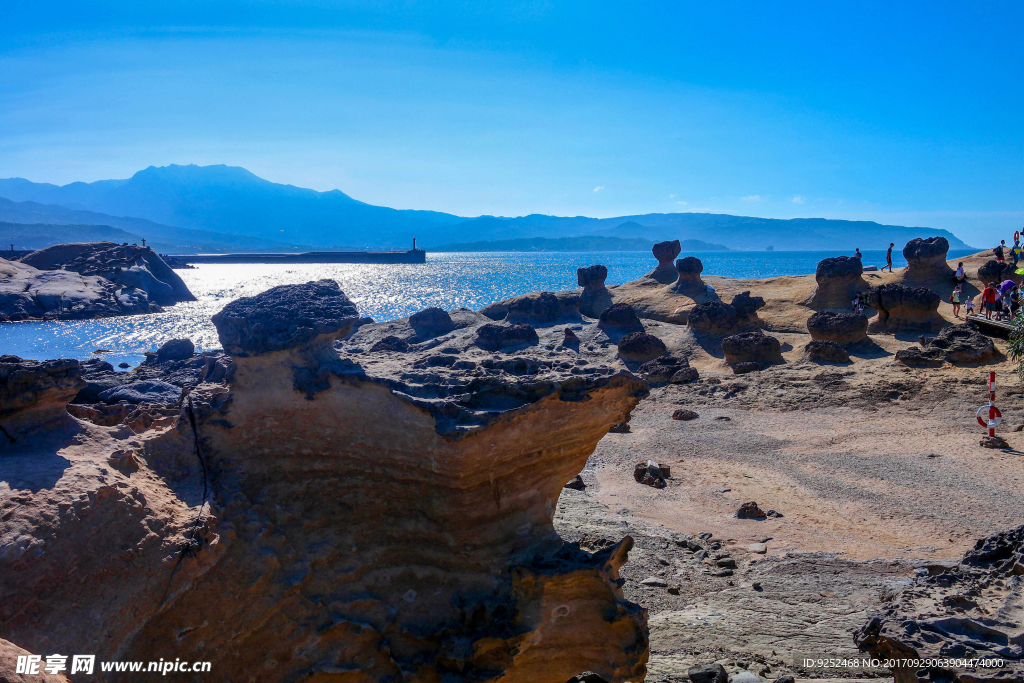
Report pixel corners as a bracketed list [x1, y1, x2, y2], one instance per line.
[855, 524, 1024, 683]
[578, 265, 613, 318]
[0, 355, 84, 441]
[688, 292, 765, 335]
[977, 259, 1018, 287]
[637, 355, 698, 385]
[670, 256, 705, 294]
[617, 331, 668, 362]
[903, 236, 953, 282]
[894, 324, 998, 367]
[647, 240, 682, 284]
[808, 256, 869, 308]
[0, 280, 651, 683]
[803, 339, 850, 363]
[806, 311, 868, 345]
[598, 303, 644, 337]
[721, 330, 783, 366]
[867, 283, 944, 333]
[409, 306, 457, 339]
[505, 291, 582, 325]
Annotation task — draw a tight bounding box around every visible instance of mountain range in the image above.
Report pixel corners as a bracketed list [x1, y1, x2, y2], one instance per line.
[0, 164, 974, 252]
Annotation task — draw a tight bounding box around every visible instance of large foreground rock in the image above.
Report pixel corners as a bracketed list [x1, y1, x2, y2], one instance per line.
[867, 283, 944, 333]
[688, 292, 765, 335]
[0, 281, 651, 683]
[855, 524, 1024, 683]
[806, 311, 868, 345]
[895, 324, 998, 367]
[721, 330, 783, 365]
[808, 256, 869, 308]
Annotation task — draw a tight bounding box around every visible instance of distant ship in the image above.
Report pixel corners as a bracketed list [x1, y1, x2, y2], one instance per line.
[766, 245, 775, 251]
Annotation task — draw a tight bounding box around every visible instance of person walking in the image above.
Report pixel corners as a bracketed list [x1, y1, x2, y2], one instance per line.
[995, 240, 1006, 263]
[950, 286, 962, 318]
[982, 283, 998, 320]
[881, 242, 894, 272]
[955, 262, 966, 286]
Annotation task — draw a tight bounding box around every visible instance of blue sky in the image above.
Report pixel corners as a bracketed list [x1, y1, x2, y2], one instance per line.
[1, 1, 1022, 245]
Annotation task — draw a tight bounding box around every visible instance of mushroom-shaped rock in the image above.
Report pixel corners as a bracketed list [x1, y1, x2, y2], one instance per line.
[598, 303, 643, 335]
[505, 291, 581, 325]
[475, 323, 539, 351]
[670, 256, 705, 293]
[803, 339, 851, 363]
[409, 306, 457, 339]
[646, 240, 682, 283]
[617, 331, 668, 362]
[155, 338, 195, 362]
[806, 311, 868, 345]
[977, 260, 1018, 286]
[212, 279, 360, 356]
[578, 265, 614, 318]
[855, 524, 1024, 683]
[0, 355, 84, 440]
[688, 292, 764, 335]
[808, 256, 869, 308]
[866, 283, 943, 333]
[721, 330, 783, 365]
[637, 355, 698, 385]
[902, 236, 952, 282]
[895, 324, 997, 366]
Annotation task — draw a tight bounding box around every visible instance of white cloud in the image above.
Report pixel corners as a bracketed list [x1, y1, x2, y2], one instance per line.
[676, 200, 688, 205]
[791, 195, 805, 204]
[741, 195, 761, 202]
[593, 186, 604, 193]
[669, 193, 676, 199]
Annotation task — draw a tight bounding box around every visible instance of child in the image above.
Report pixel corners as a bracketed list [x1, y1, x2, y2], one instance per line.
[950, 286, 962, 318]
[965, 295, 975, 317]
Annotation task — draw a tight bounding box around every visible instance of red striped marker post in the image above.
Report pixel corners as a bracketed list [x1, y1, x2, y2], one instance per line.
[977, 371, 1002, 438]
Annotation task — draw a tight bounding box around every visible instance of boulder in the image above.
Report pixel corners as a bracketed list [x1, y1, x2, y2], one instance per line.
[803, 339, 851, 363]
[855, 524, 1024, 683]
[670, 256, 705, 293]
[647, 240, 682, 283]
[721, 330, 783, 365]
[617, 331, 668, 362]
[808, 256, 869, 308]
[688, 292, 765, 335]
[98, 380, 182, 405]
[578, 265, 613, 318]
[903, 236, 952, 281]
[672, 409, 699, 421]
[409, 306, 457, 339]
[597, 303, 644, 335]
[505, 291, 581, 325]
[155, 338, 195, 362]
[564, 475, 586, 490]
[688, 663, 728, 683]
[736, 501, 767, 519]
[475, 323, 540, 351]
[563, 328, 581, 346]
[732, 361, 761, 374]
[806, 311, 868, 344]
[634, 460, 667, 488]
[638, 355, 698, 385]
[977, 259, 1018, 286]
[895, 324, 998, 367]
[211, 279, 360, 356]
[0, 355, 84, 440]
[609, 421, 631, 433]
[867, 283, 943, 333]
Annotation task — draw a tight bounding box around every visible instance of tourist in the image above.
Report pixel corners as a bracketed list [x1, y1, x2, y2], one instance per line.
[1011, 286, 1021, 319]
[982, 283, 998, 320]
[854, 248, 862, 260]
[881, 242, 894, 272]
[995, 240, 1006, 263]
[1014, 235, 1022, 266]
[965, 295, 975, 317]
[950, 286, 962, 318]
[852, 292, 865, 314]
[955, 262, 966, 286]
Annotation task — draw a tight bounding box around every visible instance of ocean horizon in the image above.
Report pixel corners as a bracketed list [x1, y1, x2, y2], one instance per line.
[0, 247, 979, 366]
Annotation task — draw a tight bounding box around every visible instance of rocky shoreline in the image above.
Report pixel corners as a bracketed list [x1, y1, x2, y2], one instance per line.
[1, 237, 1023, 683]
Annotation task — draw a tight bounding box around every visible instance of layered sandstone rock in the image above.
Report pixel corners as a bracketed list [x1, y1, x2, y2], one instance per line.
[0, 355, 84, 442]
[855, 524, 1024, 683]
[505, 291, 582, 325]
[646, 240, 682, 284]
[0, 280, 651, 683]
[688, 292, 765, 335]
[867, 283, 944, 333]
[721, 330, 783, 366]
[806, 311, 868, 345]
[670, 256, 705, 295]
[578, 265, 613, 318]
[902, 236, 953, 283]
[808, 256, 869, 308]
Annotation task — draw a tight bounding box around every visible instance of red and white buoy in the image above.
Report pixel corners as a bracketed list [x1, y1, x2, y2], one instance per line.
[977, 371, 1002, 438]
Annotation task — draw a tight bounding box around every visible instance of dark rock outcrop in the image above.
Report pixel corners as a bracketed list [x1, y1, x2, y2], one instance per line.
[211, 279, 360, 355]
[736, 501, 767, 519]
[721, 330, 783, 365]
[634, 460, 668, 488]
[647, 240, 682, 283]
[564, 475, 586, 490]
[867, 283, 943, 333]
[688, 292, 765, 335]
[895, 324, 998, 367]
[670, 256, 705, 293]
[977, 259, 1018, 286]
[578, 265, 613, 318]
[732, 361, 761, 374]
[97, 380, 182, 405]
[637, 356, 699, 385]
[672, 409, 699, 421]
[505, 291, 581, 325]
[617, 331, 668, 362]
[855, 524, 1024, 683]
[808, 256, 869, 308]
[475, 323, 540, 351]
[803, 339, 851, 363]
[689, 663, 728, 683]
[598, 303, 644, 335]
[370, 335, 411, 353]
[0, 355, 84, 440]
[806, 311, 868, 345]
[155, 338, 195, 362]
[903, 236, 952, 281]
[409, 306, 457, 339]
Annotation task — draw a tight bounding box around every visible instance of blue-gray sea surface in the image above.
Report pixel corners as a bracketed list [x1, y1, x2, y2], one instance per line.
[0, 249, 977, 366]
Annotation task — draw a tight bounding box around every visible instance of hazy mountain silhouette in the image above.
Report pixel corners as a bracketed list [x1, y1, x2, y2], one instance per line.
[0, 164, 974, 251]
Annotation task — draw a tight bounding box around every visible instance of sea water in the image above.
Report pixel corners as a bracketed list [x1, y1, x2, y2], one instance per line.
[0, 248, 977, 365]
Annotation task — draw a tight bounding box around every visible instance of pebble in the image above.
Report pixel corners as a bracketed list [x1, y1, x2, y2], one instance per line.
[640, 576, 668, 587]
[667, 586, 680, 595]
[752, 581, 762, 590]
[748, 543, 767, 554]
[716, 557, 737, 568]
